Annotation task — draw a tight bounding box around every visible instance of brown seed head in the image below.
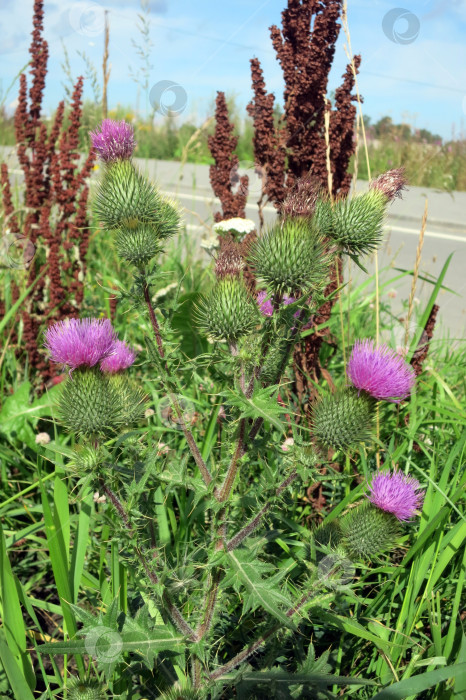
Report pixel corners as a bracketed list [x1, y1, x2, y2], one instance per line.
[281, 173, 320, 219]
[369, 168, 407, 201]
[214, 240, 244, 279]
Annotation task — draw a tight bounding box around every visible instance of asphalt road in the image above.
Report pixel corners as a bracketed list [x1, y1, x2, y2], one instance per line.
[1, 146, 465, 342]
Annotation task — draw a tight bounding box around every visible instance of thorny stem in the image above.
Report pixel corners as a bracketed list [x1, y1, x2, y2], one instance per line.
[143, 277, 213, 488]
[208, 588, 334, 682]
[216, 419, 246, 502]
[143, 281, 164, 358]
[226, 469, 298, 551]
[101, 483, 197, 641]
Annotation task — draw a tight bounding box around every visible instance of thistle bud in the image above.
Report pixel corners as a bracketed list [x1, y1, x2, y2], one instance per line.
[327, 190, 387, 255]
[197, 276, 259, 342]
[340, 502, 401, 560]
[58, 368, 145, 436]
[115, 223, 161, 267]
[248, 218, 330, 296]
[94, 159, 161, 231]
[68, 677, 106, 700]
[312, 388, 376, 451]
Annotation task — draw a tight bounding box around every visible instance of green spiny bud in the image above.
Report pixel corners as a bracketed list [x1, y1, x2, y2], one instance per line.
[94, 160, 161, 230]
[327, 190, 386, 255]
[197, 276, 259, 342]
[58, 368, 145, 436]
[313, 198, 334, 238]
[312, 388, 376, 451]
[313, 520, 343, 550]
[67, 677, 106, 700]
[69, 444, 101, 473]
[115, 223, 161, 267]
[340, 502, 401, 560]
[248, 218, 330, 295]
[159, 685, 201, 700]
[108, 373, 147, 425]
[155, 197, 182, 240]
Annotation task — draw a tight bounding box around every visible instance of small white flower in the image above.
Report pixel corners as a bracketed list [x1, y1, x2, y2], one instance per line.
[93, 491, 107, 504]
[144, 408, 155, 418]
[157, 442, 170, 455]
[153, 282, 178, 301]
[35, 432, 51, 446]
[388, 289, 397, 299]
[213, 218, 256, 236]
[200, 234, 220, 252]
[281, 437, 294, 452]
[93, 491, 100, 502]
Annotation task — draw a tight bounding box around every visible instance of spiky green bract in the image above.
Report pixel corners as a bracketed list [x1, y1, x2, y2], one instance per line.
[197, 276, 259, 342]
[327, 190, 386, 255]
[94, 159, 161, 230]
[158, 684, 202, 700]
[313, 520, 343, 550]
[313, 198, 334, 238]
[58, 368, 146, 436]
[67, 677, 106, 700]
[248, 218, 330, 295]
[340, 502, 401, 560]
[115, 223, 161, 267]
[312, 388, 376, 451]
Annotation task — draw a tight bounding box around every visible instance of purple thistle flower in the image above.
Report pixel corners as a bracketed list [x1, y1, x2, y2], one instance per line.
[90, 119, 136, 163]
[347, 339, 415, 402]
[45, 318, 116, 371]
[367, 470, 424, 521]
[100, 340, 137, 373]
[257, 291, 297, 317]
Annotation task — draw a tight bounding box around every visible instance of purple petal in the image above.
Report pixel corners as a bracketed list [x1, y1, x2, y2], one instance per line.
[100, 339, 137, 373]
[347, 339, 415, 401]
[90, 119, 136, 162]
[367, 470, 424, 521]
[45, 318, 116, 370]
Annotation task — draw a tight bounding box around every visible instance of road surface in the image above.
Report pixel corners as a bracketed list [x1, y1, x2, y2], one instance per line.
[1, 146, 465, 342]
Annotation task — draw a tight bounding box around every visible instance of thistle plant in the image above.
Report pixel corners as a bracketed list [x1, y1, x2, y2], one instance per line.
[40, 119, 425, 698]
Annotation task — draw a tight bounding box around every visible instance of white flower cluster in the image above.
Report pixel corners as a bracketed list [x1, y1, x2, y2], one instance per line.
[213, 218, 256, 236]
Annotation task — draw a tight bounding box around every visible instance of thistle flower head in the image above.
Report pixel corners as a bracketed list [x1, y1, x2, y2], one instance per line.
[45, 318, 116, 371]
[369, 168, 407, 201]
[90, 119, 136, 163]
[100, 340, 136, 373]
[347, 339, 415, 402]
[281, 173, 320, 219]
[367, 470, 424, 521]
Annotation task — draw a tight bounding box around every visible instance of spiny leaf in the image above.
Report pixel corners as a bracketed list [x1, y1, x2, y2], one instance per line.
[226, 385, 289, 433]
[224, 550, 296, 629]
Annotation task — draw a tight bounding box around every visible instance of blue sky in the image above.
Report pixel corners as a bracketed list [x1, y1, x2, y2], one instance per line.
[1, 0, 465, 140]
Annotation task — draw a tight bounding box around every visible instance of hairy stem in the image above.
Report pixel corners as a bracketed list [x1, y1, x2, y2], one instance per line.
[143, 281, 164, 358]
[216, 419, 246, 502]
[101, 483, 197, 641]
[226, 469, 298, 551]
